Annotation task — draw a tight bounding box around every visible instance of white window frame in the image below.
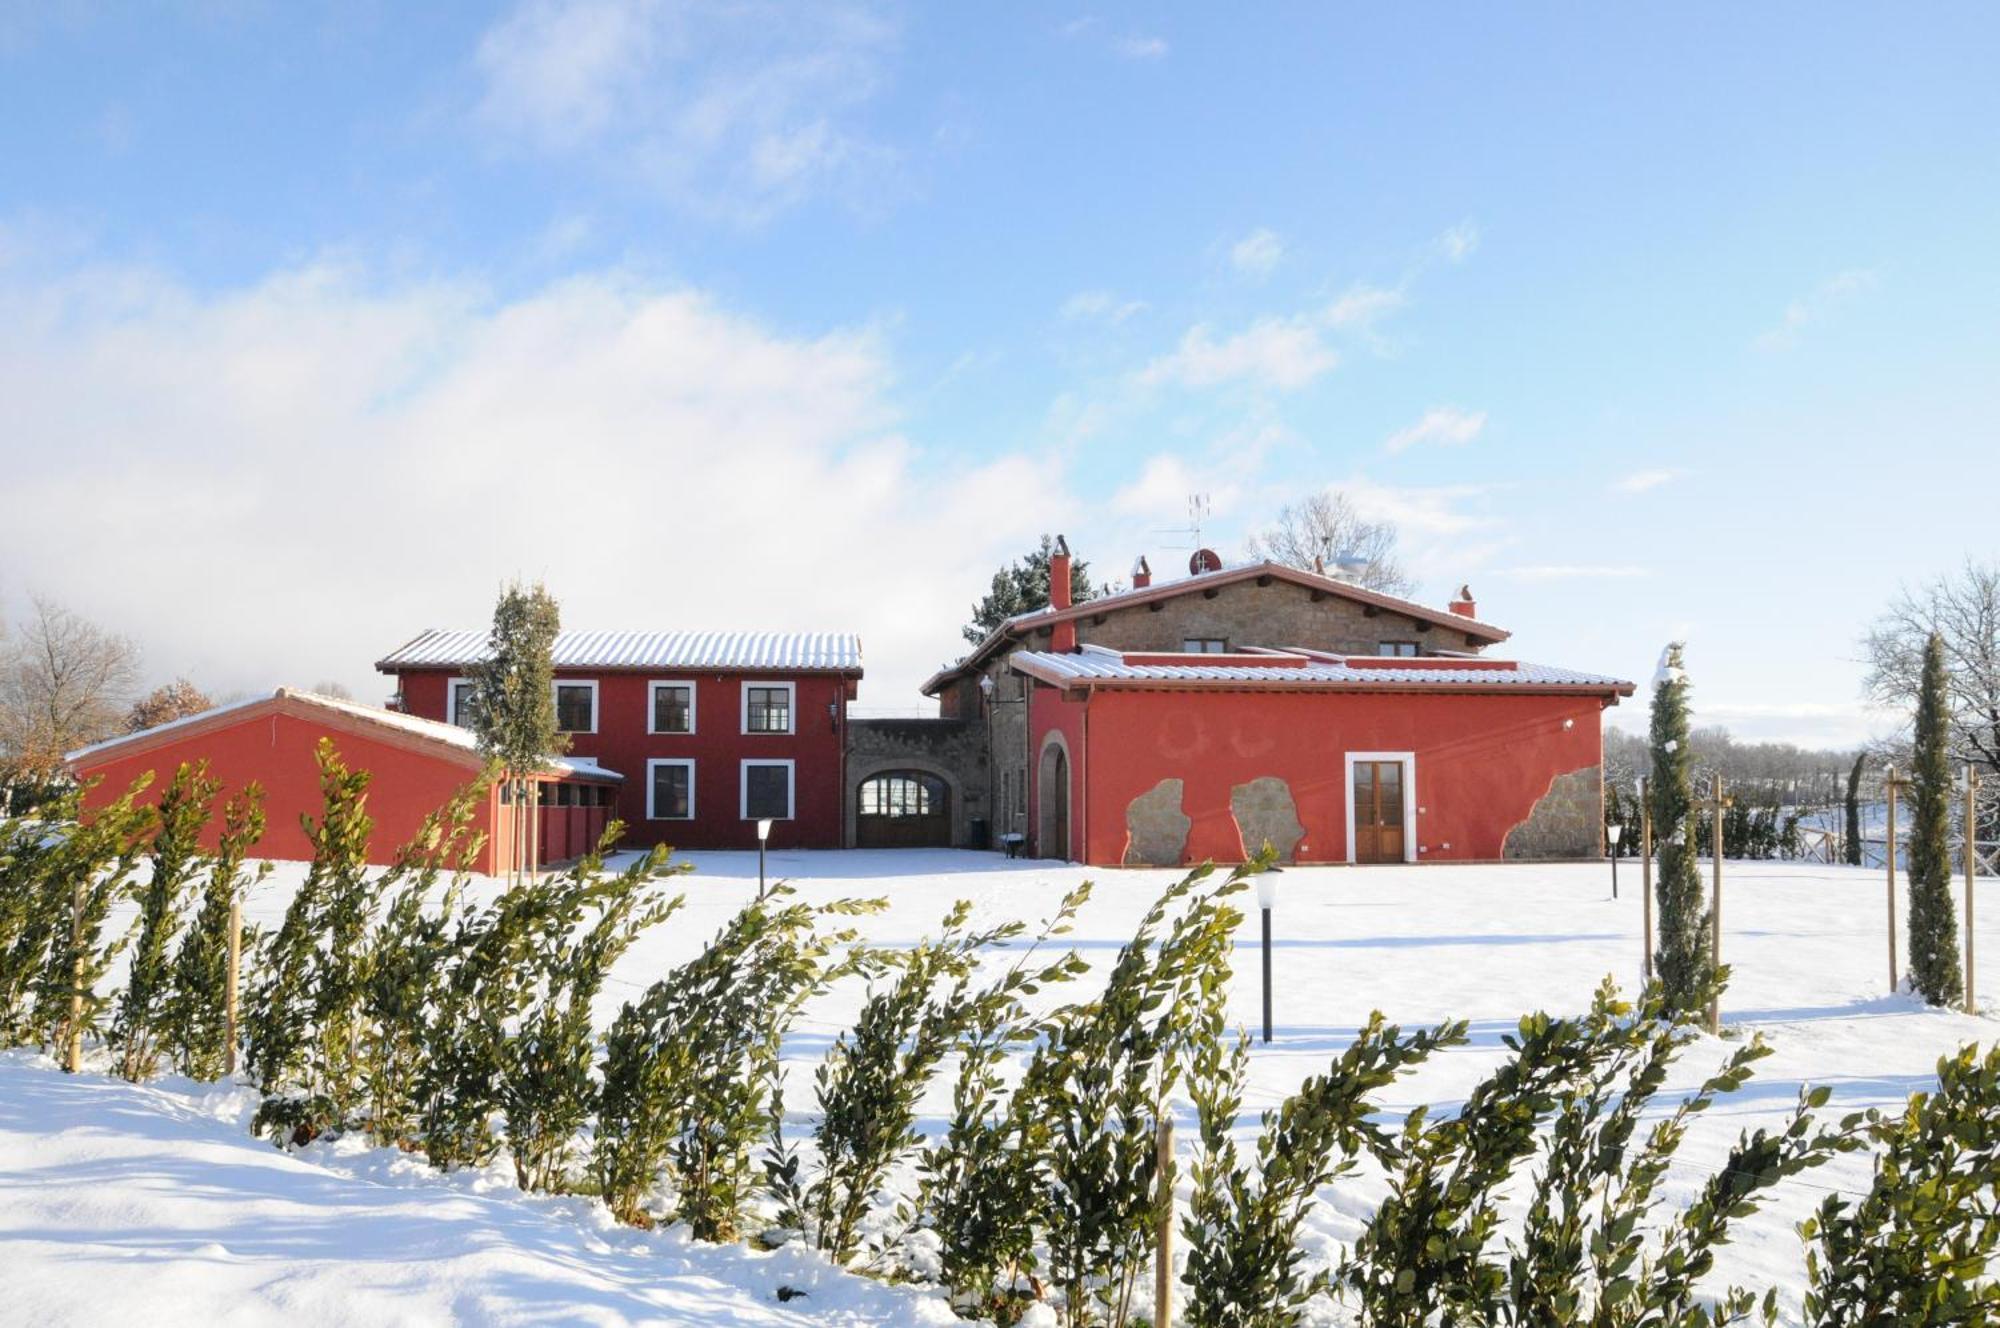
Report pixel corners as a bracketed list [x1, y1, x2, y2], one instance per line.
[740, 758, 796, 820]
[646, 758, 696, 821]
[648, 679, 698, 735]
[552, 679, 599, 735]
[1343, 751, 1419, 865]
[447, 676, 478, 728]
[740, 680, 797, 736]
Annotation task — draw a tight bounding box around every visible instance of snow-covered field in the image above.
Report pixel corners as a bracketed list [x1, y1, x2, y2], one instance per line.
[4, 850, 1995, 1326]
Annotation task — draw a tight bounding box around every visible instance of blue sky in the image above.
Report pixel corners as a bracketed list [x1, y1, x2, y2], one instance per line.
[2, 3, 1996, 742]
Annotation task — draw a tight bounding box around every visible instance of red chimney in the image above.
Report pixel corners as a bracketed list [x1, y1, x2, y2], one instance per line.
[1050, 535, 1078, 652]
[1131, 555, 1151, 589]
[1448, 583, 1478, 618]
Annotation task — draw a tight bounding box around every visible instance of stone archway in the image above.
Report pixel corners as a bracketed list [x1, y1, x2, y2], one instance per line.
[855, 769, 952, 848]
[1037, 733, 1070, 861]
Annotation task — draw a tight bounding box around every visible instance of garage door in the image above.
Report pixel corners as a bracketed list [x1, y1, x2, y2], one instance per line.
[856, 771, 951, 848]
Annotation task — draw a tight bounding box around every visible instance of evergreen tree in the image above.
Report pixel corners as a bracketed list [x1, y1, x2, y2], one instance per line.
[112, 761, 220, 1081]
[1649, 643, 1711, 1016]
[1906, 632, 1962, 1006]
[468, 582, 565, 882]
[164, 784, 268, 1080]
[1842, 752, 1864, 866]
[962, 535, 1098, 646]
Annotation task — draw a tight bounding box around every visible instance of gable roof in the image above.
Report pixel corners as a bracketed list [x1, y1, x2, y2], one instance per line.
[376, 628, 862, 675]
[67, 687, 624, 781]
[1008, 645, 1632, 698]
[922, 560, 1509, 695]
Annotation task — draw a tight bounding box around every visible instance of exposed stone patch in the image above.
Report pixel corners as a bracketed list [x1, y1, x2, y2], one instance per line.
[1230, 776, 1305, 863]
[1124, 779, 1190, 867]
[1503, 765, 1602, 860]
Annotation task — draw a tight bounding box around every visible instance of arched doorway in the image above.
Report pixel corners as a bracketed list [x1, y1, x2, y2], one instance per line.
[1037, 740, 1069, 861]
[856, 770, 952, 848]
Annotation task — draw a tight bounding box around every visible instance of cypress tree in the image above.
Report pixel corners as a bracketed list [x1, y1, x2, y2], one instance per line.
[1906, 632, 1962, 1006]
[1650, 643, 1711, 1015]
[1843, 753, 1865, 866]
[469, 582, 565, 882]
[165, 784, 268, 1080]
[113, 760, 220, 1081]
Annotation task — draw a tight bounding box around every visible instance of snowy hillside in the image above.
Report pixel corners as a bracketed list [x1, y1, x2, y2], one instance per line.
[4, 851, 1995, 1326]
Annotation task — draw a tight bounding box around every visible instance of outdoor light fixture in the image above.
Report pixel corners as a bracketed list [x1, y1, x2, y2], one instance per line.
[1256, 872, 1278, 1044]
[1606, 822, 1623, 899]
[979, 674, 995, 698]
[757, 817, 773, 894]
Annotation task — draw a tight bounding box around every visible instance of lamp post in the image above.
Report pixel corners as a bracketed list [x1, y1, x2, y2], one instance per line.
[1256, 871, 1277, 1044]
[757, 817, 773, 895]
[1606, 822, 1623, 899]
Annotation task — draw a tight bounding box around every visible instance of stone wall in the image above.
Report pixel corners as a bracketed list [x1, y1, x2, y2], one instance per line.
[845, 716, 987, 847]
[1502, 765, 1604, 860]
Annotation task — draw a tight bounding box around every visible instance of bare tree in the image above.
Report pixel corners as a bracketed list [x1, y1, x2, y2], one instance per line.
[1864, 562, 2000, 781]
[0, 596, 142, 775]
[1244, 490, 1414, 596]
[126, 678, 214, 732]
[309, 680, 354, 701]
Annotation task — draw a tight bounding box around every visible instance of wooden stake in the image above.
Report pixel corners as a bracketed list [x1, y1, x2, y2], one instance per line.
[1967, 764, 1981, 1016]
[1154, 1114, 1175, 1327]
[66, 881, 85, 1074]
[1640, 776, 1654, 984]
[1884, 764, 1905, 993]
[225, 893, 242, 1077]
[1706, 773, 1733, 1036]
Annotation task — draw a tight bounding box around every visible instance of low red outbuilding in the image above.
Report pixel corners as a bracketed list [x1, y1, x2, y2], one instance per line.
[66, 688, 623, 874]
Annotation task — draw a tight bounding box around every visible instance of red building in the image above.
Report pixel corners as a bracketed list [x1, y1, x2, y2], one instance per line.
[67, 688, 620, 874]
[376, 629, 861, 851]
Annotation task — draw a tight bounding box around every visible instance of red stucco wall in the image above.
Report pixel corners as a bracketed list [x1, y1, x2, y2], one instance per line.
[1030, 686, 1611, 866]
[393, 667, 850, 850]
[73, 708, 507, 873]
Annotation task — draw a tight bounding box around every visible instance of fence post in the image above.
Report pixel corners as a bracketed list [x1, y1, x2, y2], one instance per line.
[1154, 1114, 1174, 1327]
[1640, 776, 1653, 983]
[1967, 765, 1980, 1016]
[225, 893, 242, 1077]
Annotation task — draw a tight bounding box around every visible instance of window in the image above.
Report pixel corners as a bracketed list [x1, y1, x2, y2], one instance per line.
[447, 677, 479, 728]
[1183, 638, 1229, 653]
[1378, 641, 1420, 658]
[554, 680, 598, 733]
[648, 759, 695, 820]
[859, 772, 943, 817]
[650, 681, 696, 734]
[741, 759, 795, 819]
[742, 682, 795, 734]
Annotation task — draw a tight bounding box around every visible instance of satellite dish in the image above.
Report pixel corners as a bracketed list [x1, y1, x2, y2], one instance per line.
[1189, 548, 1223, 575]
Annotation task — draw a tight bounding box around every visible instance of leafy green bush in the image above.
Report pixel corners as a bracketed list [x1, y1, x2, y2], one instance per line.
[112, 761, 220, 1081]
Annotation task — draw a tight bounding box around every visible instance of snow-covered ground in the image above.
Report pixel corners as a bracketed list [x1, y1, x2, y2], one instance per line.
[4, 851, 1995, 1325]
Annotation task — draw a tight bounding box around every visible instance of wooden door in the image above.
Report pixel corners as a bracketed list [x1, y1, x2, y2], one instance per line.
[856, 772, 952, 848]
[1352, 760, 1407, 864]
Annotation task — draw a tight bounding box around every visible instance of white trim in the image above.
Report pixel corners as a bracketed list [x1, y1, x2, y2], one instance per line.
[740, 680, 797, 735]
[1344, 751, 1418, 865]
[446, 676, 477, 728]
[648, 679, 698, 735]
[553, 678, 599, 735]
[740, 758, 796, 820]
[645, 758, 696, 821]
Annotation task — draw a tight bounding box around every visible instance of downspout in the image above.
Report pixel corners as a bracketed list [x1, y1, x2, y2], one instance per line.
[1078, 685, 1090, 866]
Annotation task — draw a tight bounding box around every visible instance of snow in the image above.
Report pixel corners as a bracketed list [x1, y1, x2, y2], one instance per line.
[5, 851, 1996, 1325]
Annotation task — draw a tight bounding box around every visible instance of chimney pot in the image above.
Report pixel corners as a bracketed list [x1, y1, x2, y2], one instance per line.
[1131, 555, 1151, 589]
[1049, 535, 1078, 651]
[1447, 583, 1478, 619]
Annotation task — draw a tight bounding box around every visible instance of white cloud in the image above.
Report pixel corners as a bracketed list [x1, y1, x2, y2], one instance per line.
[1383, 405, 1486, 453]
[1059, 289, 1147, 324]
[0, 256, 1069, 710]
[1612, 467, 1681, 493]
[1438, 220, 1480, 263]
[1490, 564, 1649, 580]
[1115, 34, 1168, 59]
[1110, 454, 1241, 519]
[1753, 268, 1879, 352]
[1137, 316, 1339, 392]
[1324, 283, 1405, 329]
[471, 0, 899, 223]
[1229, 228, 1284, 278]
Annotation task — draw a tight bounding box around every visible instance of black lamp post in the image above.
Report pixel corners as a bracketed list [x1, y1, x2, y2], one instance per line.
[1606, 822, 1623, 899]
[1256, 871, 1277, 1044]
[757, 817, 773, 894]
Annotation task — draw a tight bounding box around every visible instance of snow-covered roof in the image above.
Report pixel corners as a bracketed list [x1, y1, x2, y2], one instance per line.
[376, 629, 862, 674]
[68, 688, 625, 781]
[1009, 647, 1633, 694]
